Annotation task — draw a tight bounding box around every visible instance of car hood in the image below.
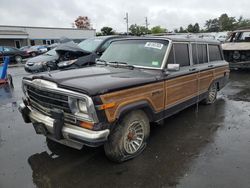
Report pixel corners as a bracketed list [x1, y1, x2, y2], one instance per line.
[28, 66, 162, 96]
[56, 41, 91, 56]
[26, 54, 58, 64]
[222, 42, 250, 51]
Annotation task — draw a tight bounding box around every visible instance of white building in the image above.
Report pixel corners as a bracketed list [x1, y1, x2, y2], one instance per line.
[0, 25, 96, 48]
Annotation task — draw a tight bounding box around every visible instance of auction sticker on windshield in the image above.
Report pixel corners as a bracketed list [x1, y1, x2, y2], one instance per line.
[145, 42, 163, 50]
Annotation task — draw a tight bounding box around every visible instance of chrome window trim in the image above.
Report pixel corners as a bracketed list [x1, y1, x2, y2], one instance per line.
[23, 79, 99, 123]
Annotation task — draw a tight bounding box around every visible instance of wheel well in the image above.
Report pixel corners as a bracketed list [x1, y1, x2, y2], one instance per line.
[117, 102, 155, 123]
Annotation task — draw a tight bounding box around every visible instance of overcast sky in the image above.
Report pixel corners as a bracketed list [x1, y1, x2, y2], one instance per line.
[0, 0, 250, 32]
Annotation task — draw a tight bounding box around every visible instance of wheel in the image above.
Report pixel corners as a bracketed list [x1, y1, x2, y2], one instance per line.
[203, 82, 217, 104]
[15, 55, 22, 63]
[31, 52, 36, 57]
[104, 110, 150, 163]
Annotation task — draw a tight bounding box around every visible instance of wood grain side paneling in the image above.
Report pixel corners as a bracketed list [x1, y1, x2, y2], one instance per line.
[100, 82, 165, 122]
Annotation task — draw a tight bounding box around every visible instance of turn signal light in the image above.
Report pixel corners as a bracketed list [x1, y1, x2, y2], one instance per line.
[98, 102, 116, 110]
[79, 121, 94, 129]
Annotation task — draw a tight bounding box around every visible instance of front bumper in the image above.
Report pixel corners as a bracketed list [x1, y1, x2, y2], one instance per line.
[19, 102, 110, 149]
[229, 61, 250, 69]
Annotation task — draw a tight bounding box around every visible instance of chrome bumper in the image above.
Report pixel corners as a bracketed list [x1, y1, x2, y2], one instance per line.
[19, 103, 110, 148]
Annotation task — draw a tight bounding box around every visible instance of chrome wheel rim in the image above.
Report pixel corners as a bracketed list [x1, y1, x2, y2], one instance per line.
[208, 84, 217, 103]
[16, 56, 22, 62]
[124, 120, 144, 154]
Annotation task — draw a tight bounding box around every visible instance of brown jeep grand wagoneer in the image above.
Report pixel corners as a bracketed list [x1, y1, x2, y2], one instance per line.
[19, 36, 229, 162]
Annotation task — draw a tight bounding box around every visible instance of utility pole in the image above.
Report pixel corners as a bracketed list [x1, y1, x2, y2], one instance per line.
[145, 17, 149, 29]
[124, 12, 129, 35]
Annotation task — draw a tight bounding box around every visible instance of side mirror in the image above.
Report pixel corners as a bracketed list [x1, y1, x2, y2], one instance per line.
[167, 64, 180, 71]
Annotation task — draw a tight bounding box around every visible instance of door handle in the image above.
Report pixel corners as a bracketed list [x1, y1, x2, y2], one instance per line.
[189, 68, 196, 71]
[208, 65, 214, 68]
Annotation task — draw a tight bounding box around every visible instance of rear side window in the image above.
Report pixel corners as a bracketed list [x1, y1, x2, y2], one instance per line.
[192, 44, 208, 64]
[0, 46, 3, 51]
[167, 43, 190, 67]
[209, 45, 222, 61]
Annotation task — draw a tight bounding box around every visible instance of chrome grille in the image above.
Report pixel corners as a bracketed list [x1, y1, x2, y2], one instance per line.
[27, 85, 71, 113]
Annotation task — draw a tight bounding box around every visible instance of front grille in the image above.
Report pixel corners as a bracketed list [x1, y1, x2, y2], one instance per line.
[27, 85, 71, 113]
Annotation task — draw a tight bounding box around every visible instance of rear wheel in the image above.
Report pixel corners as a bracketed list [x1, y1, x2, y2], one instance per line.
[104, 110, 150, 163]
[203, 82, 217, 104]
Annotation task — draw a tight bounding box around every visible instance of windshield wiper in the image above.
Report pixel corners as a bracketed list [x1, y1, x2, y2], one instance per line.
[108, 61, 135, 69]
[96, 59, 107, 65]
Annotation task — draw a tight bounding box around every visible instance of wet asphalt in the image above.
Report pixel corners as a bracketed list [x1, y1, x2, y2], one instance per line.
[0, 67, 250, 188]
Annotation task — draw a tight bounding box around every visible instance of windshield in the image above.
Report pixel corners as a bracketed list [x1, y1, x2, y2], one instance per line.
[100, 39, 168, 68]
[45, 48, 57, 56]
[77, 38, 104, 52]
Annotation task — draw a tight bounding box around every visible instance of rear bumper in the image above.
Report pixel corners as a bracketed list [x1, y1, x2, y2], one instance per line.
[19, 102, 110, 148]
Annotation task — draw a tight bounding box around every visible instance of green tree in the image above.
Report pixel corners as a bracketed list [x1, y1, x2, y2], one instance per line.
[101, 27, 115, 36]
[193, 23, 200, 33]
[235, 16, 250, 29]
[129, 24, 149, 36]
[150, 26, 167, 34]
[218, 13, 236, 31]
[205, 18, 220, 32]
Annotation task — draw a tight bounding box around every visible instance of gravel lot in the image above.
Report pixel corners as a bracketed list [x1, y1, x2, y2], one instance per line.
[0, 67, 250, 188]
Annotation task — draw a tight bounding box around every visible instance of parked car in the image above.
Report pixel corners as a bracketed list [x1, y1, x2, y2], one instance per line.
[0, 46, 29, 63]
[23, 45, 48, 57]
[24, 48, 59, 73]
[57, 35, 127, 69]
[222, 29, 250, 69]
[19, 36, 229, 162]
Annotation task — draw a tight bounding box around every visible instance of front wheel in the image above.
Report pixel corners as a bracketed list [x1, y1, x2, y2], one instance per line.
[203, 82, 217, 104]
[104, 110, 150, 163]
[15, 55, 22, 63]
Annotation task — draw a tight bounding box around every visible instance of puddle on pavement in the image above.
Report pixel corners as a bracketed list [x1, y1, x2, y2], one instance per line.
[228, 88, 250, 102]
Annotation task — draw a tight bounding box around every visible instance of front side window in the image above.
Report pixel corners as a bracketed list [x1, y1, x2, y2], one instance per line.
[209, 45, 222, 61]
[167, 43, 190, 67]
[101, 39, 168, 68]
[239, 32, 250, 42]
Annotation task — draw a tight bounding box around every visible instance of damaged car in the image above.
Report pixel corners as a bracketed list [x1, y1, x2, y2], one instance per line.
[57, 35, 127, 69]
[222, 29, 250, 69]
[19, 36, 229, 162]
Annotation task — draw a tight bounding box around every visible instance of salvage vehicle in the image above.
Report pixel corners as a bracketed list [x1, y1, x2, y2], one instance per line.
[19, 36, 229, 162]
[57, 35, 127, 69]
[24, 48, 59, 73]
[222, 29, 250, 69]
[0, 46, 29, 63]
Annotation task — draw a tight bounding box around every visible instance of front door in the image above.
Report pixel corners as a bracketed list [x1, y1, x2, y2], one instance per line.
[164, 43, 199, 110]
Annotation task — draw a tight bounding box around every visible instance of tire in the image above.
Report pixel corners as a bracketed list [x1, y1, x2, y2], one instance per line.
[31, 52, 36, 57]
[203, 82, 218, 104]
[104, 110, 150, 163]
[15, 55, 22, 63]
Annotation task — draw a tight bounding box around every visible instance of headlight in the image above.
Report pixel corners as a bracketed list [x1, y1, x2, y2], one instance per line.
[78, 100, 88, 113]
[57, 59, 77, 67]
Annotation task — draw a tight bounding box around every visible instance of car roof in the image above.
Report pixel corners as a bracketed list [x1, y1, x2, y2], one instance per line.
[232, 29, 250, 33]
[111, 35, 221, 44]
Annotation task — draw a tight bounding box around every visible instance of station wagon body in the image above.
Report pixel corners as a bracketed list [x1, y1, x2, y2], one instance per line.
[19, 36, 229, 162]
